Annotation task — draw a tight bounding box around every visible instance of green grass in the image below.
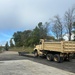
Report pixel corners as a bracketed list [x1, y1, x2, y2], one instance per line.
[0, 47, 5, 53]
[9, 47, 34, 53]
[0, 50, 2, 53]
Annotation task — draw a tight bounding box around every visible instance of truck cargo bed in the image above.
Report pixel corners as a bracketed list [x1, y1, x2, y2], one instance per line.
[42, 41, 75, 53]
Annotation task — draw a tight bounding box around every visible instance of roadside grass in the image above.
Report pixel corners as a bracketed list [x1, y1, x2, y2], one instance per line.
[9, 47, 34, 53]
[0, 50, 2, 53]
[0, 47, 5, 53]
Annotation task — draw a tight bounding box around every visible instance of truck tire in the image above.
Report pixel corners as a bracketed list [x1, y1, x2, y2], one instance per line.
[65, 55, 72, 61]
[34, 51, 38, 57]
[46, 54, 53, 61]
[54, 54, 63, 63]
[72, 53, 75, 59]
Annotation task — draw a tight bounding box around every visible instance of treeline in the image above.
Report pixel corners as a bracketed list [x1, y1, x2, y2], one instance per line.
[5, 6, 75, 48]
[12, 22, 55, 47]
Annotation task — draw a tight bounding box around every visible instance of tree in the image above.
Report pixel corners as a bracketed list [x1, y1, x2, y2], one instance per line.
[22, 30, 32, 46]
[12, 22, 50, 47]
[52, 23, 60, 40]
[64, 7, 75, 41]
[55, 15, 64, 40]
[30, 22, 49, 45]
[51, 15, 64, 40]
[13, 30, 32, 47]
[5, 42, 9, 51]
[37, 22, 49, 39]
[10, 38, 14, 47]
[72, 22, 75, 40]
[13, 31, 23, 47]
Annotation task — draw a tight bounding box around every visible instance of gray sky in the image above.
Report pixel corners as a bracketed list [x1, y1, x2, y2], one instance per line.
[0, 0, 75, 45]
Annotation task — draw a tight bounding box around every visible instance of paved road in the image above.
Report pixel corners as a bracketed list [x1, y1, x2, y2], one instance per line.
[0, 51, 75, 75]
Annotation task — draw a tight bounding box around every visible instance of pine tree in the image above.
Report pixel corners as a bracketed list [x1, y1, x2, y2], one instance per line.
[10, 38, 14, 47]
[5, 42, 9, 51]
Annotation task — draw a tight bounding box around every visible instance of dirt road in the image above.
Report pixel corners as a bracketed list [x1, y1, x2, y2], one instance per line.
[0, 51, 75, 75]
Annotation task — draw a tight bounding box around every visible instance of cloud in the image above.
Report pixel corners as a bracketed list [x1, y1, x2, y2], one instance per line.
[0, 0, 51, 31]
[0, 32, 12, 46]
[63, 34, 74, 41]
[0, 0, 75, 31]
[0, 0, 75, 45]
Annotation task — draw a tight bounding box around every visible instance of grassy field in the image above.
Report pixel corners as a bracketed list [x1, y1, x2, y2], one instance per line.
[0, 47, 5, 53]
[9, 47, 34, 53]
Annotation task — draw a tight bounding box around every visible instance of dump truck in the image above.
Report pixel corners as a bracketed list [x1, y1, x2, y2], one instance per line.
[34, 39, 75, 63]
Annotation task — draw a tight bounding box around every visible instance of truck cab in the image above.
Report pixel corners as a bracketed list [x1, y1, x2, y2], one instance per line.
[34, 39, 44, 57]
[34, 39, 75, 63]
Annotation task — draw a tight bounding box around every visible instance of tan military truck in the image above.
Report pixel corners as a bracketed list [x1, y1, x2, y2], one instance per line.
[34, 39, 75, 63]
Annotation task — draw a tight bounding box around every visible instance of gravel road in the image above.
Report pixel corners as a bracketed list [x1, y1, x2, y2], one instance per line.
[0, 51, 75, 75]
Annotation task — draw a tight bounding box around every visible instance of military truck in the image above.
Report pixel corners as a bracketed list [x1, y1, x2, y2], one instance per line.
[34, 39, 75, 63]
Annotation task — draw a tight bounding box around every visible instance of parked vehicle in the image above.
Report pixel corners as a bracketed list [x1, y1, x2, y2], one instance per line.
[34, 39, 75, 63]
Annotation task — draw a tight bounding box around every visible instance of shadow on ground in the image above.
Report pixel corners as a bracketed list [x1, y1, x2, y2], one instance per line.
[0, 51, 75, 74]
[22, 54, 75, 74]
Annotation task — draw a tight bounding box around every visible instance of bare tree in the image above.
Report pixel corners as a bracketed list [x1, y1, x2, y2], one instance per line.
[72, 22, 75, 40]
[52, 23, 60, 40]
[64, 7, 75, 41]
[52, 15, 64, 40]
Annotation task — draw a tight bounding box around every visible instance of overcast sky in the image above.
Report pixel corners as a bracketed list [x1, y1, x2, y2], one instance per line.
[0, 0, 75, 46]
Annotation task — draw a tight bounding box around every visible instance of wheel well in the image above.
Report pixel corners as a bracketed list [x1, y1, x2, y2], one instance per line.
[34, 49, 37, 52]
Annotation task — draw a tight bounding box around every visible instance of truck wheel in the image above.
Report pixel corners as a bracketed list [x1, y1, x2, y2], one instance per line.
[65, 55, 72, 61]
[72, 53, 75, 59]
[46, 54, 53, 61]
[34, 51, 38, 57]
[54, 54, 63, 63]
